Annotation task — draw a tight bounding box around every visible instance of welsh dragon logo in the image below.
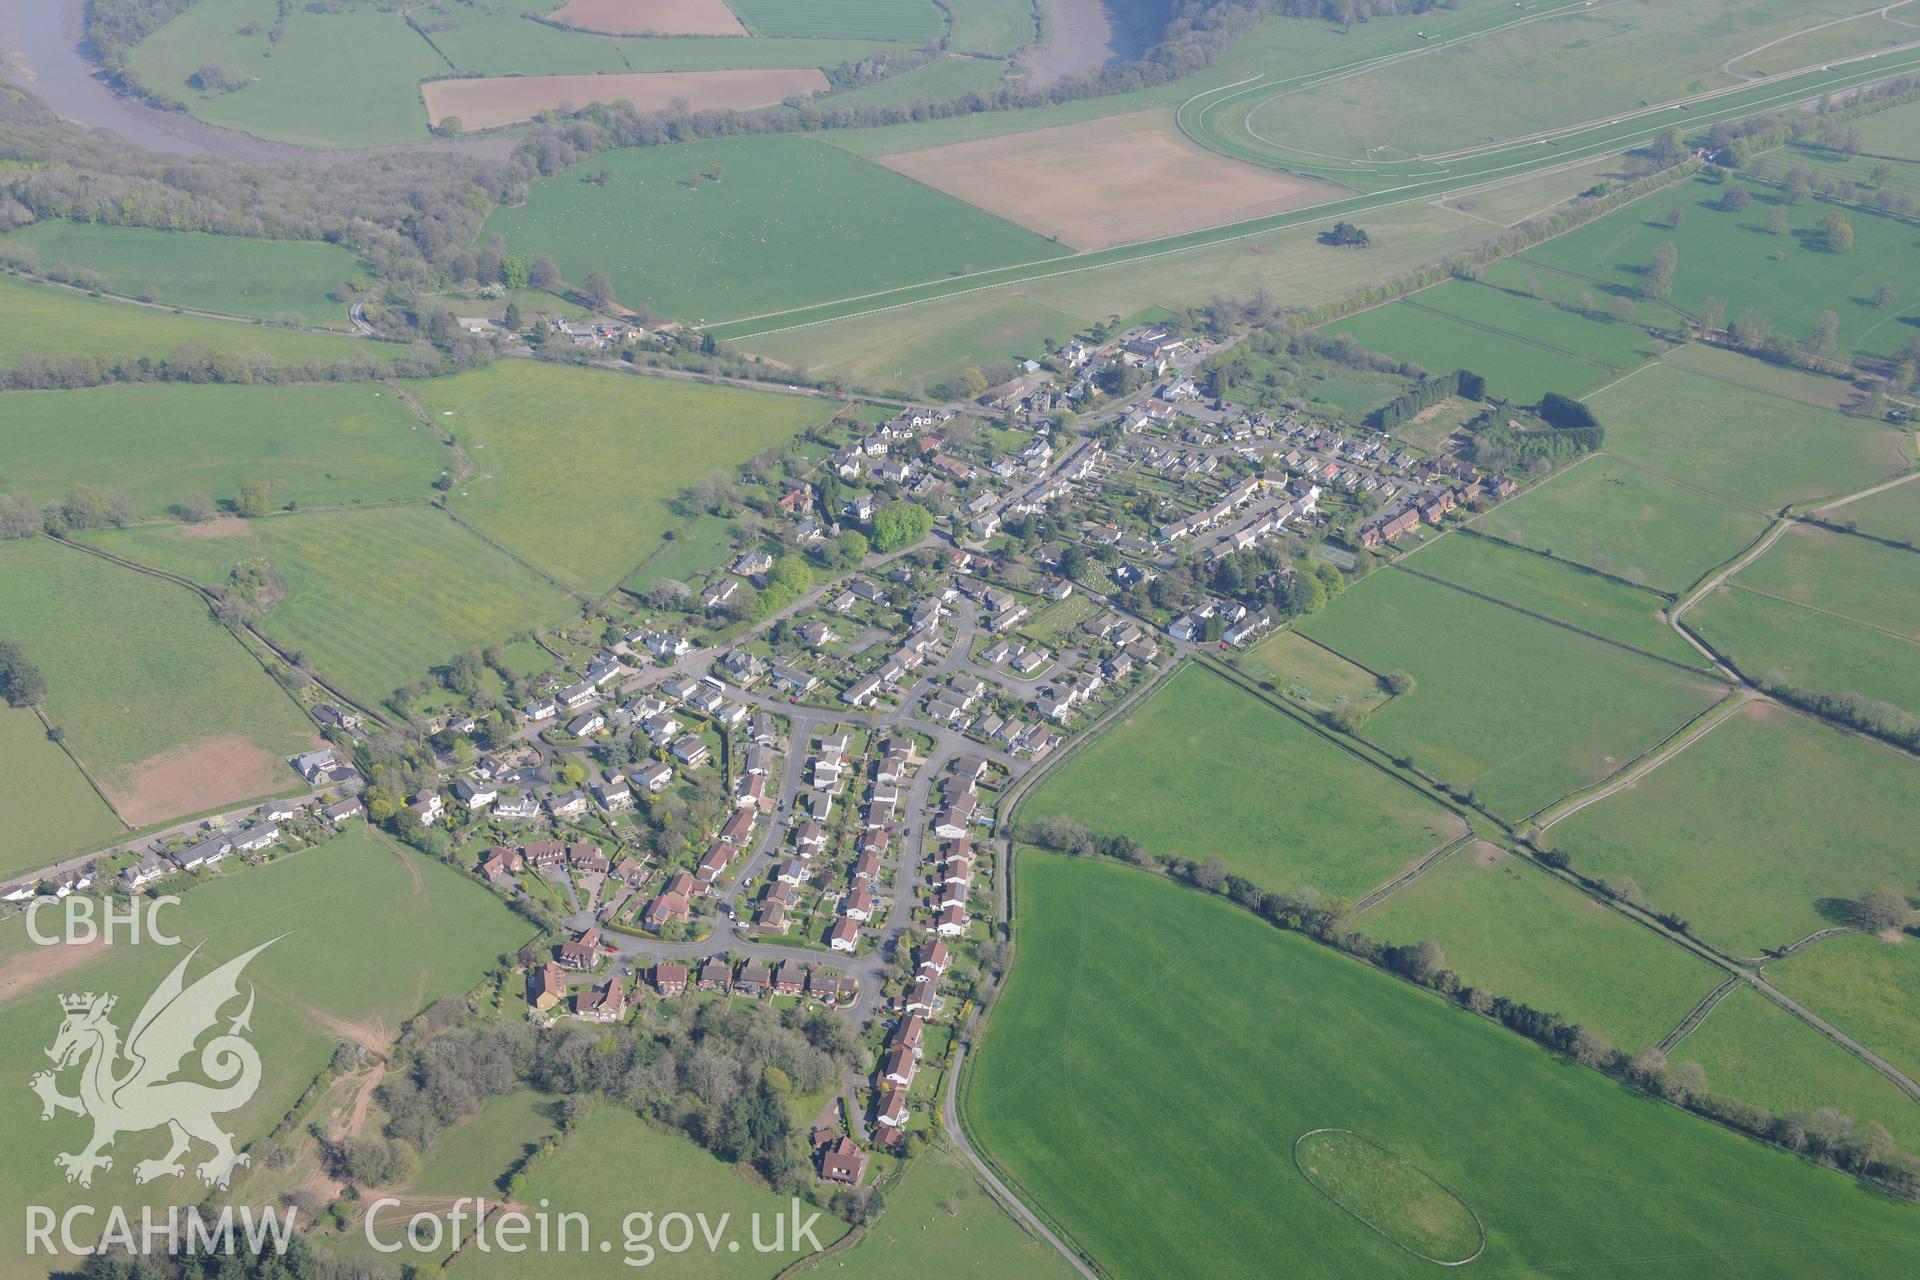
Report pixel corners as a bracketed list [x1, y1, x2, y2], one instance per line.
[29, 940, 273, 1190]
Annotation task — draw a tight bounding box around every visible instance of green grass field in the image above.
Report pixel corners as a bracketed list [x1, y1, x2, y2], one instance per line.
[455, 1105, 849, 1280]
[404, 1088, 561, 1198]
[1471, 454, 1769, 594]
[0, 829, 531, 1277]
[1690, 580, 1920, 721]
[1551, 703, 1920, 957]
[1295, 569, 1726, 820]
[0, 537, 317, 832]
[946, 0, 1037, 56]
[965, 852, 1920, 1280]
[0, 706, 122, 878]
[1325, 299, 1617, 404]
[1403, 532, 1705, 667]
[815, 1140, 1072, 1279]
[1656, 339, 1860, 411]
[1587, 362, 1909, 511]
[83, 506, 575, 709]
[1023, 665, 1465, 898]
[1415, 279, 1668, 369]
[725, 0, 943, 40]
[1, 381, 443, 519]
[128, 0, 445, 147]
[1239, 629, 1388, 712]
[1734, 526, 1920, 638]
[1518, 176, 1920, 360]
[1841, 478, 1920, 546]
[1293, 1129, 1482, 1265]
[1362, 842, 1722, 1051]
[1220, 0, 1862, 166]
[0, 272, 387, 370]
[483, 134, 1070, 322]
[821, 54, 1012, 111]
[623, 514, 742, 594]
[1673, 986, 1920, 1153]
[416, 361, 834, 592]
[1770, 932, 1920, 1088]
[1, 223, 361, 323]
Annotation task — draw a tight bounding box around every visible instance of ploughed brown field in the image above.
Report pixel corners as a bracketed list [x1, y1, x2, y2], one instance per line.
[547, 0, 747, 36]
[876, 110, 1346, 250]
[422, 68, 829, 130]
[112, 733, 305, 827]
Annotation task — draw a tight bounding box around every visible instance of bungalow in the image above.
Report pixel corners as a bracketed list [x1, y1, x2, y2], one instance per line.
[892, 1014, 927, 1060]
[573, 977, 627, 1022]
[566, 709, 606, 737]
[743, 744, 775, 776]
[559, 680, 598, 710]
[314, 703, 363, 732]
[291, 748, 339, 784]
[718, 807, 757, 847]
[642, 631, 694, 659]
[528, 963, 567, 1013]
[322, 797, 364, 825]
[696, 844, 733, 884]
[749, 711, 778, 745]
[641, 711, 682, 744]
[643, 888, 691, 930]
[653, 963, 688, 996]
[479, 846, 521, 883]
[701, 578, 740, 612]
[904, 977, 939, 1016]
[232, 823, 280, 854]
[734, 960, 772, 996]
[521, 696, 559, 723]
[842, 673, 883, 708]
[671, 735, 710, 766]
[807, 968, 849, 1002]
[880, 1048, 916, 1088]
[493, 793, 540, 821]
[829, 918, 860, 953]
[875, 1090, 909, 1132]
[732, 549, 775, 578]
[592, 778, 635, 813]
[169, 834, 230, 872]
[453, 777, 498, 810]
[585, 656, 622, 687]
[556, 928, 602, 970]
[734, 771, 767, 810]
[770, 664, 819, 696]
[121, 855, 170, 890]
[720, 649, 766, 683]
[932, 810, 970, 840]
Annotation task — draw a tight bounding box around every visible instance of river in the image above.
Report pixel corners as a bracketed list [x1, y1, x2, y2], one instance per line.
[1021, 0, 1172, 85]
